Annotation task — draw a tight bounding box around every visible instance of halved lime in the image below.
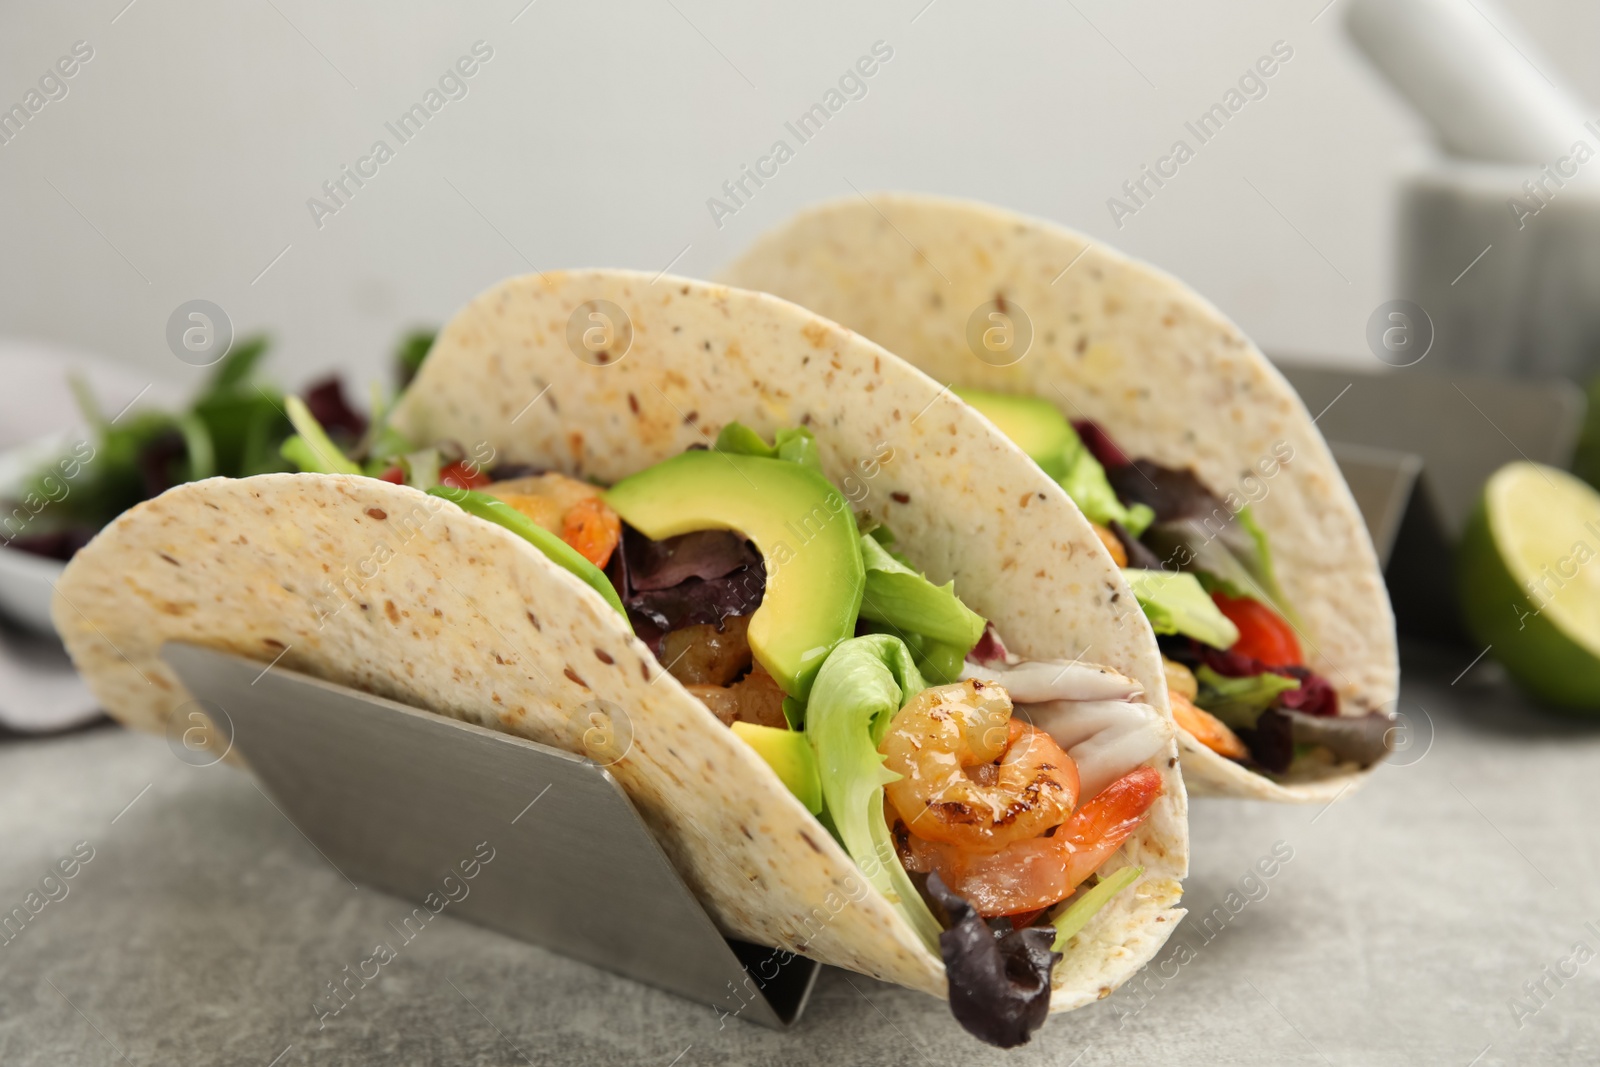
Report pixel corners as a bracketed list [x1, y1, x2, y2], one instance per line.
[1458, 462, 1600, 710]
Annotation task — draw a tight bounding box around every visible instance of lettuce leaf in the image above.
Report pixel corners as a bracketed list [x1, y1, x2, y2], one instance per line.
[858, 534, 985, 651]
[926, 871, 1058, 1048]
[805, 635, 943, 948]
[713, 422, 821, 469]
[1115, 464, 1294, 624]
[395, 328, 435, 388]
[1194, 665, 1300, 729]
[856, 619, 967, 685]
[281, 395, 362, 475]
[1190, 506, 1293, 619]
[1059, 434, 1154, 537]
[425, 486, 631, 627]
[1123, 568, 1239, 650]
[1152, 520, 1287, 617]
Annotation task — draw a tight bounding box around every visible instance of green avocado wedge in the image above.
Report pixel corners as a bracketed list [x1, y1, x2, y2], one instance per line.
[604, 449, 865, 700]
[730, 721, 823, 813]
[1458, 462, 1600, 710]
[954, 387, 1075, 481]
[955, 387, 1153, 536]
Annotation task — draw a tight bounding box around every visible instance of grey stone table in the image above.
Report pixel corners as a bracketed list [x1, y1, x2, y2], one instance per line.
[1, 641, 1597, 1066]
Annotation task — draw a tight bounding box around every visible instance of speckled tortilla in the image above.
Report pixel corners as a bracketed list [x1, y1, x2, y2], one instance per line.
[722, 194, 1398, 803]
[56, 269, 1186, 1014]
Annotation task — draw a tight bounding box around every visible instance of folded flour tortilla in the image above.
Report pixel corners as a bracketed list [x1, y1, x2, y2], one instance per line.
[55, 270, 1187, 1012]
[723, 194, 1399, 802]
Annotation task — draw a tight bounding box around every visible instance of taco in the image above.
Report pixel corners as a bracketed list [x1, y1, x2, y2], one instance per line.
[54, 270, 1187, 1047]
[723, 194, 1397, 802]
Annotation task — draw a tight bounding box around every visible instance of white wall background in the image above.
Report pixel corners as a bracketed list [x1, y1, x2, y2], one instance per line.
[0, 0, 1594, 397]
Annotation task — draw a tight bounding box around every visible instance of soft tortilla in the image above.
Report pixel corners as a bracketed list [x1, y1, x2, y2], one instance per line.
[722, 193, 1398, 802]
[56, 269, 1186, 1012]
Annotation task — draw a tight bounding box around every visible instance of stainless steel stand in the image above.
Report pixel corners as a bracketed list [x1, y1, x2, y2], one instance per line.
[161, 643, 819, 1030]
[1281, 364, 1585, 645]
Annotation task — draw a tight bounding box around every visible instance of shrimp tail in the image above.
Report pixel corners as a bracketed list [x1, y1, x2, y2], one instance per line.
[1055, 766, 1163, 891]
[905, 765, 1164, 918]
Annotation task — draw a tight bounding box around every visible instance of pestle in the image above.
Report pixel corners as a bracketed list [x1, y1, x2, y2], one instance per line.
[1346, 0, 1592, 165]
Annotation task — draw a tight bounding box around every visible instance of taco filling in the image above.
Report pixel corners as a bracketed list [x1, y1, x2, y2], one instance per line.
[957, 388, 1390, 779]
[280, 402, 1170, 1048]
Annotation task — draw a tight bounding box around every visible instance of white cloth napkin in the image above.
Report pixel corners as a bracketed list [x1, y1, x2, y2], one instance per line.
[0, 339, 180, 732]
[0, 619, 101, 732]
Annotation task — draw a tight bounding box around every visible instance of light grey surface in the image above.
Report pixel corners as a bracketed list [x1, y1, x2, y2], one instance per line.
[1, 642, 1597, 1066]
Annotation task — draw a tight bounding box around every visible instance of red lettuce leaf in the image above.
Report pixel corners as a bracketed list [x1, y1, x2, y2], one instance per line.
[1105, 460, 1226, 525]
[303, 376, 367, 444]
[1071, 419, 1131, 469]
[629, 529, 759, 591]
[1109, 519, 1161, 569]
[967, 621, 1011, 667]
[607, 524, 765, 653]
[1192, 642, 1340, 718]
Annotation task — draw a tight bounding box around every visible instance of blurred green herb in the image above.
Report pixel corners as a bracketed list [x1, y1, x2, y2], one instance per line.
[9, 329, 438, 559]
[25, 336, 286, 535]
[396, 329, 435, 388]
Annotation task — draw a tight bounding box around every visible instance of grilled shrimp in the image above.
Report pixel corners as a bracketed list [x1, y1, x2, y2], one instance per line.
[663, 615, 754, 687]
[486, 473, 621, 567]
[1170, 691, 1249, 760]
[561, 497, 623, 568]
[1092, 523, 1127, 566]
[1161, 658, 1249, 759]
[881, 681, 1080, 850]
[687, 663, 787, 729]
[904, 766, 1164, 917]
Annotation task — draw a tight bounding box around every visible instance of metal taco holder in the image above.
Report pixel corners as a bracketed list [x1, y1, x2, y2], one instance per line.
[160, 642, 820, 1030]
[1279, 364, 1584, 646]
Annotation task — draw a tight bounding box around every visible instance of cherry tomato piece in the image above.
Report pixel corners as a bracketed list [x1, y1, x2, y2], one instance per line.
[1211, 591, 1302, 666]
[377, 465, 405, 484]
[439, 461, 490, 490]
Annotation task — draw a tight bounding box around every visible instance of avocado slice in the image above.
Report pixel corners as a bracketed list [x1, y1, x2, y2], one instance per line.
[730, 721, 822, 812]
[954, 387, 1073, 480]
[955, 387, 1154, 536]
[604, 450, 864, 699]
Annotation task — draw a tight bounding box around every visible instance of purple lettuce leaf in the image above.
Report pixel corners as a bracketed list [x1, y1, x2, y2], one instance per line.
[924, 871, 1059, 1049]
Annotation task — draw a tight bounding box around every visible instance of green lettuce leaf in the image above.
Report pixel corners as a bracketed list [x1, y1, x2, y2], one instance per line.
[858, 534, 985, 652]
[855, 619, 967, 685]
[1123, 568, 1239, 650]
[1194, 506, 1292, 613]
[1147, 504, 1294, 624]
[713, 422, 821, 469]
[425, 486, 631, 627]
[395, 328, 435, 387]
[28, 339, 288, 532]
[173, 412, 215, 481]
[281, 395, 362, 476]
[1194, 665, 1300, 729]
[197, 335, 271, 401]
[805, 635, 943, 948]
[1059, 435, 1154, 537]
[401, 448, 441, 490]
